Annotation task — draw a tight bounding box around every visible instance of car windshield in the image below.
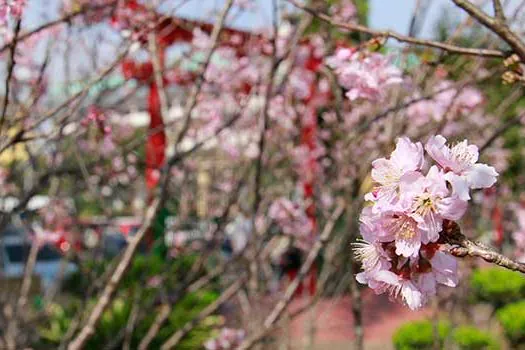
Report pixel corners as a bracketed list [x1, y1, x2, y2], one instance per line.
[5, 244, 62, 263]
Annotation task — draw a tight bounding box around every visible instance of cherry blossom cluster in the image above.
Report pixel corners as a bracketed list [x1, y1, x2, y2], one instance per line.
[204, 328, 245, 350]
[269, 197, 313, 249]
[355, 135, 498, 309]
[406, 81, 484, 124]
[326, 48, 403, 101]
[329, 0, 357, 24]
[0, 0, 25, 25]
[81, 106, 111, 134]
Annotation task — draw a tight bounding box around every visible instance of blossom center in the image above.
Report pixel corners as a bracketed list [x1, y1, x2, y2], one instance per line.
[450, 142, 476, 170]
[414, 194, 437, 217]
[386, 215, 418, 240]
[353, 241, 380, 269]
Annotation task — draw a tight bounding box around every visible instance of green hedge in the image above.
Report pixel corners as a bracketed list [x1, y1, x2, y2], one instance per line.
[497, 300, 525, 346]
[393, 320, 450, 350]
[452, 326, 499, 350]
[470, 267, 525, 308]
[394, 321, 500, 350]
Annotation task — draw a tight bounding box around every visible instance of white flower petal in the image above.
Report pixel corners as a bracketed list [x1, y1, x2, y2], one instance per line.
[466, 163, 498, 189]
[401, 281, 423, 310]
[437, 196, 468, 221]
[445, 172, 471, 201]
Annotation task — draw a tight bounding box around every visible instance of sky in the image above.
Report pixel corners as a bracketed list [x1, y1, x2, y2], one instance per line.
[13, 0, 499, 93]
[170, 0, 452, 38]
[369, 0, 450, 38]
[23, 0, 451, 37]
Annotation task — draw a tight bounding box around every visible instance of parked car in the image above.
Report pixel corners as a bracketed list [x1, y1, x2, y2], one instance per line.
[0, 235, 77, 290]
[100, 232, 128, 258]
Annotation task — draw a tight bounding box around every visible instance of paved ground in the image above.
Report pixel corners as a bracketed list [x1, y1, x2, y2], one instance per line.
[278, 289, 432, 349]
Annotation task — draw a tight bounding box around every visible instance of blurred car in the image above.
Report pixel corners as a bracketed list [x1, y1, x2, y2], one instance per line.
[0, 235, 77, 290]
[100, 233, 128, 258]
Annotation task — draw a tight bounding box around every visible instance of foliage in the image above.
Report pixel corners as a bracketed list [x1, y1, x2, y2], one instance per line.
[470, 267, 525, 308]
[48, 253, 219, 348]
[37, 286, 221, 349]
[452, 326, 499, 350]
[497, 300, 525, 346]
[392, 320, 450, 350]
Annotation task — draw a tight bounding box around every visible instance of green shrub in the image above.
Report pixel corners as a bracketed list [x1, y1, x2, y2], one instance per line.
[452, 326, 499, 350]
[497, 300, 525, 346]
[393, 320, 450, 350]
[40, 253, 219, 349]
[470, 267, 525, 308]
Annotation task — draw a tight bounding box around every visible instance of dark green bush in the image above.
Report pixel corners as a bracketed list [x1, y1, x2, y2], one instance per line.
[497, 300, 525, 346]
[470, 267, 525, 308]
[40, 253, 219, 349]
[452, 326, 499, 350]
[393, 320, 450, 350]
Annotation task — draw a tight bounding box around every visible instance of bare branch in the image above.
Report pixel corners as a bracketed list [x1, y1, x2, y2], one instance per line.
[237, 202, 346, 350]
[173, 0, 235, 147]
[451, 0, 525, 61]
[159, 278, 246, 350]
[66, 2, 236, 348]
[0, 18, 22, 134]
[442, 220, 525, 274]
[66, 198, 161, 350]
[0, 2, 118, 54]
[287, 0, 505, 58]
[493, 0, 507, 21]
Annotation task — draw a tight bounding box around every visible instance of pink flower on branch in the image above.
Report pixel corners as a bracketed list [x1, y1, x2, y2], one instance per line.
[0, 0, 25, 25]
[326, 48, 403, 101]
[425, 135, 498, 200]
[355, 135, 498, 310]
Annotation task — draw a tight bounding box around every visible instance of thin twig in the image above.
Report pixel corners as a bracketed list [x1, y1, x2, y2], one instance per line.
[493, 0, 507, 21]
[237, 202, 346, 350]
[479, 112, 523, 152]
[288, 0, 505, 58]
[0, 2, 117, 54]
[249, 0, 280, 294]
[173, 0, 235, 147]
[66, 199, 161, 350]
[148, 32, 170, 120]
[442, 220, 525, 274]
[159, 278, 246, 350]
[451, 0, 525, 60]
[0, 18, 22, 135]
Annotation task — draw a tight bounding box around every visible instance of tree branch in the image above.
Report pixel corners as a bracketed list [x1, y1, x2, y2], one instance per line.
[287, 0, 505, 58]
[442, 220, 525, 274]
[66, 2, 236, 348]
[159, 277, 246, 350]
[236, 201, 346, 350]
[0, 18, 22, 135]
[0, 2, 117, 54]
[451, 0, 525, 61]
[493, 0, 506, 21]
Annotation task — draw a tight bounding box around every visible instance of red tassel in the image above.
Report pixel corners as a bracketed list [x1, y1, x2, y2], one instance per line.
[145, 83, 166, 190]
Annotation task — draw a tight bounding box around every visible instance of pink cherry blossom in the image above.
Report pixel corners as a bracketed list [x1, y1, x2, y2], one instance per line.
[357, 269, 423, 310]
[407, 82, 484, 124]
[326, 49, 403, 101]
[329, 0, 357, 23]
[400, 166, 467, 243]
[355, 134, 495, 310]
[0, 0, 25, 25]
[204, 328, 245, 350]
[425, 135, 498, 200]
[269, 197, 313, 249]
[366, 137, 424, 207]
